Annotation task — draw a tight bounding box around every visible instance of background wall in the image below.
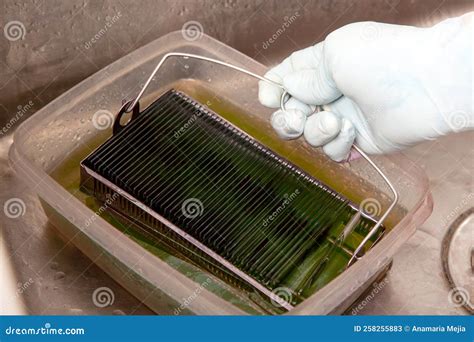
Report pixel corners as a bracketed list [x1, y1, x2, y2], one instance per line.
[0, 0, 472, 129]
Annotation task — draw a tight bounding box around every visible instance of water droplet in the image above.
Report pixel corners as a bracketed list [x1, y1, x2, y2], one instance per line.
[54, 271, 65, 280]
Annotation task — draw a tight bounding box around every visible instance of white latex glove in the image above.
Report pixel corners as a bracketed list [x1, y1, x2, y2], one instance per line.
[259, 13, 473, 161]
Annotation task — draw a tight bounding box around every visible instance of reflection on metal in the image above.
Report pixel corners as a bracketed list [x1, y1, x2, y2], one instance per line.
[441, 207, 474, 314]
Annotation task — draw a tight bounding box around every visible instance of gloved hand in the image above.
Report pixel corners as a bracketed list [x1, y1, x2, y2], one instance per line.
[259, 12, 473, 161]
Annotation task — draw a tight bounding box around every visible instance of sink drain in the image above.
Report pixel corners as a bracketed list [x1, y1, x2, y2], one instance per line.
[441, 207, 474, 314]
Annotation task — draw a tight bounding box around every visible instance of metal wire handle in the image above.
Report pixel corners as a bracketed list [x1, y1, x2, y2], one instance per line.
[125, 52, 398, 267]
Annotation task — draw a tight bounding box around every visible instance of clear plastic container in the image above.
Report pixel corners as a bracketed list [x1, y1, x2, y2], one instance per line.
[9, 31, 433, 315]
